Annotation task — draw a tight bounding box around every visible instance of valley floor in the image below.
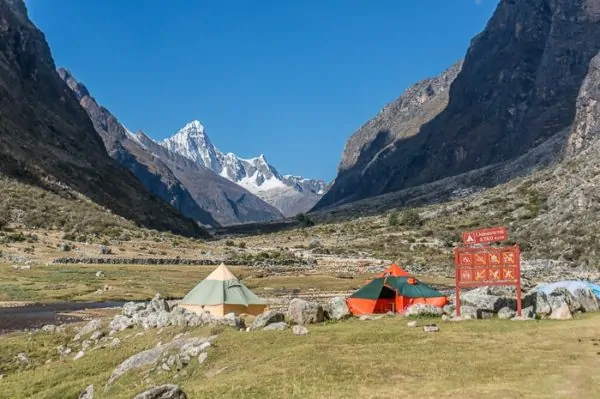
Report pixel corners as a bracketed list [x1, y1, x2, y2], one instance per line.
[1, 315, 599, 398]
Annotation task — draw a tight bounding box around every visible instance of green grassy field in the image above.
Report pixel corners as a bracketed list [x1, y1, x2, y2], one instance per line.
[1, 314, 599, 398]
[0, 264, 454, 303]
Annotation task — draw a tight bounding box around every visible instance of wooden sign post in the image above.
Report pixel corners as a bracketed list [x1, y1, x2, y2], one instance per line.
[454, 227, 521, 317]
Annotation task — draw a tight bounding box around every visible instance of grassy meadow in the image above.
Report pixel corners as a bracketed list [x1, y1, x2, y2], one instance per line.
[1, 315, 599, 398]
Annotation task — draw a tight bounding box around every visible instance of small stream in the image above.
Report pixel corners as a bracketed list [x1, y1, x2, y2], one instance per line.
[0, 301, 128, 334]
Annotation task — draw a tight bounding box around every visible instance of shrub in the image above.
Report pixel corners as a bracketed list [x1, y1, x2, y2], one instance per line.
[400, 208, 424, 228]
[295, 213, 315, 228]
[388, 211, 399, 227]
[225, 240, 235, 247]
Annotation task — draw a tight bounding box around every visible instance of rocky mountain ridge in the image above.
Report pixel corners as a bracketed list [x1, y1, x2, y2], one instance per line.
[161, 121, 330, 216]
[315, 0, 600, 211]
[0, 0, 207, 238]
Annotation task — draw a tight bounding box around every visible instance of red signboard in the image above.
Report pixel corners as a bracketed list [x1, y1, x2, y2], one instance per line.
[462, 226, 508, 245]
[454, 244, 522, 317]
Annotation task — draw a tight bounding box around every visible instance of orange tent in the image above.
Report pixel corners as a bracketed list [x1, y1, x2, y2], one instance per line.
[376, 263, 411, 278]
[348, 264, 448, 315]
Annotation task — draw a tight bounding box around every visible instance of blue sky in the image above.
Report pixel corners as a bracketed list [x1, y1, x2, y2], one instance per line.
[26, 0, 496, 182]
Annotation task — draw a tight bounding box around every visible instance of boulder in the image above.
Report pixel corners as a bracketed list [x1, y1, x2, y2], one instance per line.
[218, 313, 246, 329]
[406, 321, 418, 327]
[454, 306, 478, 320]
[95, 271, 105, 278]
[122, 302, 146, 317]
[497, 307, 516, 320]
[197, 352, 208, 365]
[523, 291, 552, 317]
[325, 297, 351, 320]
[551, 288, 582, 313]
[404, 304, 443, 317]
[78, 319, 102, 336]
[292, 325, 309, 335]
[73, 351, 85, 361]
[460, 289, 512, 312]
[107, 337, 212, 386]
[99, 245, 111, 255]
[250, 310, 285, 331]
[573, 288, 599, 312]
[287, 298, 325, 325]
[77, 384, 94, 399]
[15, 352, 30, 366]
[90, 331, 104, 341]
[263, 322, 288, 331]
[443, 304, 456, 315]
[132, 384, 187, 399]
[110, 315, 133, 332]
[148, 293, 170, 313]
[547, 295, 573, 320]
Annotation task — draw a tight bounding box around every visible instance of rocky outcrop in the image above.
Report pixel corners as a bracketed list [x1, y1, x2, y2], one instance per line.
[249, 310, 285, 331]
[315, 0, 600, 211]
[0, 0, 207, 237]
[133, 385, 187, 399]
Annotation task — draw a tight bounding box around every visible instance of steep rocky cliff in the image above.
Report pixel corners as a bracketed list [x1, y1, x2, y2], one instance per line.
[0, 0, 207, 237]
[57, 69, 220, 228]
[316, 0, 600, 210]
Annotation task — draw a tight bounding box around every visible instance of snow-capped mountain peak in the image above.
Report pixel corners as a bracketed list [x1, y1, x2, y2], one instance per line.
[160, 120, 330, 216]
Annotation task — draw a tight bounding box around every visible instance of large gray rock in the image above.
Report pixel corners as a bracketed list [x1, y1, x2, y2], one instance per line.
[524, 291, 552, 317]
[292, 325, 309, 335]
[148, 294, 170, 313]
[547, 295, 573, 320]
[110, 315, 133, 332]
[497, 307, 516, 320]
[250, 310, 285, 331]
[78, 384, 94, 399]
[132, 384, 187, 399]
[107, 337, 212, 386]
[122, 302, 146, 317]
[325, 297, 351, 320]
[263, 322, 288, 331]
[573, 288, 600, 312]
[460, 288, 513, 312]
[78, 319, 103, 336]
[217, 313, 245, 329]
[551, 288, 582, 313]
[404, 304, 443, 317]
[287, 299, 325, 325]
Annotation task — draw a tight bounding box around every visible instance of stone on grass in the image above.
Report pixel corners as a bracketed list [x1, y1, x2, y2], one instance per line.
[325, 297, 351, 320]
[292, 325, 309, 336]
[148, 293, 170, 313]
[132, 384, 187, 399]
[404, 304, 443, 317]
[73, 351, 85, 361]
[423, 324, 440, 332]
[551, 288, 582, 313]
[197, 352, 208, 365]
[497, 307, 516, 320]
[78, 319, 103, 336]
[249, 310, 285, 331]
[15, 352, 30, 366]
[90, 331, 104, 341]
[547, 294, 572, 320]
[95, 271, 105, 278]
[407, 321, 418, 328]
[110, 315, 134, 332]
[77, 384, 94, 399]
[287, 298, 324, 325]
[263, 322, 287, 331]
[122, 302, 147, 317]
[523, 291, 552, 317]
